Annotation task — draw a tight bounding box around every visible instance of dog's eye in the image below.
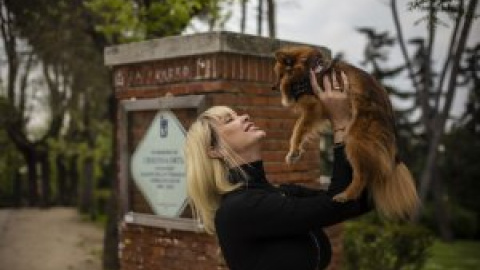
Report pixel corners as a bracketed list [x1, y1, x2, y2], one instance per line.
[284, 58, 294, 66]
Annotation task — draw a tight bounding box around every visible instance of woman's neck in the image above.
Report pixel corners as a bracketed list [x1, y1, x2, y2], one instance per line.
[236, 148, 262, 165]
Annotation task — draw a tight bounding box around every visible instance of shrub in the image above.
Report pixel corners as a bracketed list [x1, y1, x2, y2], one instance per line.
[342, 213, 434, 270]
[421, 202, 478, 239]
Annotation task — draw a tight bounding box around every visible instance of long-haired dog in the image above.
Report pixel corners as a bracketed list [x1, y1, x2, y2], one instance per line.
[273, 45, 419, 219]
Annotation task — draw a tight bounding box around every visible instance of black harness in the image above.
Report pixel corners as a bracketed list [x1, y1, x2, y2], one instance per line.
[288, 57, 339, 101]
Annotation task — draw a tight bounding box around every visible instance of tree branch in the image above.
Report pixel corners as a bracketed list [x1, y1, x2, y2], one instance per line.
[19, 52, 34, 123]
[433, 0, 464, 112]
[0, 0, 18, 104]
[391, 0, 420, 93]
[391, 0, 432, 132]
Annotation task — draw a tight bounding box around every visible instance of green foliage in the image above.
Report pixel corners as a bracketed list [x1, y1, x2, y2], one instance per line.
[421, 201, 478, 239]
[438, 69, 480, 238]
[84, 0, 145, 43]
[144, 0, 202, 36]
[343, 213, 434, 270]
[0, 129, 23, 206]
[47, 120, 113, 200]
[85, 0, 225, 44]
[423, 240, 480, 270]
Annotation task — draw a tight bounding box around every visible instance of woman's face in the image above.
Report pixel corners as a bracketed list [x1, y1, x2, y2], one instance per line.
[213, 110, 266, 157]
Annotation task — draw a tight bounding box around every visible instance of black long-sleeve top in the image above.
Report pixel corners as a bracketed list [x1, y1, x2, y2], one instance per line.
[214, 146, 372, 270]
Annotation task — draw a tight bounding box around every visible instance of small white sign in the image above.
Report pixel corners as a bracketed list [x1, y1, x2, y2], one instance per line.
[130, 110, 187, 217]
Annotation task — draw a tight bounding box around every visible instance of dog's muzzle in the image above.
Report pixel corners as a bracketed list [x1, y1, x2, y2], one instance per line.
[289, 76, 315, 101]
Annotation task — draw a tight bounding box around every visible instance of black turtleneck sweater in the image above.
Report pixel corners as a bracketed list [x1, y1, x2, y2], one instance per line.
[214, 146, 372, 270]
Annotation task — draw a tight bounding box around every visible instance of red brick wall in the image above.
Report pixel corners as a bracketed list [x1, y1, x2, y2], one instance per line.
[115, 52, 343, 270]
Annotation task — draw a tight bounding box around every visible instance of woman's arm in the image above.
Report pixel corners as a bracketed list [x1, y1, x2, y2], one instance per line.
[217, 146, 372, 239]
[278, 145, 359, 198]
[218, 187, 368, 239]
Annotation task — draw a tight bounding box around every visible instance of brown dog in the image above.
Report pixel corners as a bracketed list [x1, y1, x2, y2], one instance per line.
[273, 45, 419, 219]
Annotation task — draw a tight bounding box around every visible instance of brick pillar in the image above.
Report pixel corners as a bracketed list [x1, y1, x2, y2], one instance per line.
[105, 31, 343, 270]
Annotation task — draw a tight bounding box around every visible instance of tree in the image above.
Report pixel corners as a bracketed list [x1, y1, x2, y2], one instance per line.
[235, 0, 277, 37]
[358, 0, 479, 239]
[441, 44, 480, 238]
[266, 0, 276, 38]
[1, 0, 43, 206]
[240, 0, 248, 33]
[85, 0, 228, 43]
[393, 0, 478, 224]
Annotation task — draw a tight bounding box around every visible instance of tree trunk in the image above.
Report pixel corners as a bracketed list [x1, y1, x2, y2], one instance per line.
[103, 92, 119, 270]
[13, 169, 23, 207]
[257, 0, 263, 36]
[240, 0, 247, 33]
[56, 154, 68, 205]
[39, 149, 51, 207]
[103, 190, 119, 270]
[266, 0, 276, 38]
[24, 149, 38, 206]
[432, 167, 453, 241]
[69, 154, 79, 205]
[80, 155, 95, 219]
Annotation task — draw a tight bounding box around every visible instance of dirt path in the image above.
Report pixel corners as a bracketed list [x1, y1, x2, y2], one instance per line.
[0, 207, 104, 270]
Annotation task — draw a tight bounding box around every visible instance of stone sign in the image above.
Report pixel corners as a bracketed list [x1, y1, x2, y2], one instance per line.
[130, 110, 187, 217]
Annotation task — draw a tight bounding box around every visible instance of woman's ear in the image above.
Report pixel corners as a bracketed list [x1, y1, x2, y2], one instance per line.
[207, 147, 223, 159]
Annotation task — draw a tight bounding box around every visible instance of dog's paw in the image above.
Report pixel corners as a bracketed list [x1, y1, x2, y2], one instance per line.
[332, 192, 351, 203]
[285, 150, 303, 164]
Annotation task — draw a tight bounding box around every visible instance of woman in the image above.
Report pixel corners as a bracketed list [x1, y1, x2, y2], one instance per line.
[184, 70, 372, 270]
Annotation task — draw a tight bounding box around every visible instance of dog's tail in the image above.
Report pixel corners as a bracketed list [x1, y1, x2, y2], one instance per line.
[371, 162, 420, 219]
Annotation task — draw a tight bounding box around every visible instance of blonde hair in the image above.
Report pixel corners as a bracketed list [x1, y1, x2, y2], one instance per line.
[184, 106, 247, 234]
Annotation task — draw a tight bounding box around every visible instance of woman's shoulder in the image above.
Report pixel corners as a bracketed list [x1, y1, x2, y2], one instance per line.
[217, 186, 278, 216]
[221, 185, 272, 205]
[215, 187, 278, 231]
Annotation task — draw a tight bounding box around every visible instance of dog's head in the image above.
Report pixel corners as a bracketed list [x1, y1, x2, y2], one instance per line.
[273, 46, 333, 106]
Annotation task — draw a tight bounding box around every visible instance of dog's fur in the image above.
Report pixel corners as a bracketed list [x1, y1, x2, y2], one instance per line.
[273, 46, 419, 219]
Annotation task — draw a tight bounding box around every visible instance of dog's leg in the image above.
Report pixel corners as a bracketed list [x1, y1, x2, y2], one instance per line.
[286, 106, 315, 164]
[332, 173, 367, 202]
[286, 112, 308, 164]
[331, 120, 370, 202]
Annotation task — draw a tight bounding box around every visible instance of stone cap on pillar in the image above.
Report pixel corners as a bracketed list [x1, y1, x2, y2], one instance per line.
[104, 31, 329, 66]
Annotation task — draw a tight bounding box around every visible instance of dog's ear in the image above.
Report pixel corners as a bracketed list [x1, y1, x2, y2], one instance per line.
[274, 50, 287, 62]
[275, 50, 295, 67]
[307, 50, 327, 69]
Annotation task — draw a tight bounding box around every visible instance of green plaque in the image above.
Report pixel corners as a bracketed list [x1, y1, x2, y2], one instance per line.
[130, 110, 187, 217]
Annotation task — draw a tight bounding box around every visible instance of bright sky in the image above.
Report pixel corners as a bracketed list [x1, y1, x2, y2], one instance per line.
[187, 0, 480, 118]
[19, 0, 480, 130]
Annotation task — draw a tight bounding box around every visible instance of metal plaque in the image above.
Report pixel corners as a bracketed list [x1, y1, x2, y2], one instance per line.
[130, 110, 187, 217]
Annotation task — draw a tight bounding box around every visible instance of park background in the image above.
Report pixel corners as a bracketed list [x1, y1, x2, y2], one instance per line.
[0, 0, 479, 269]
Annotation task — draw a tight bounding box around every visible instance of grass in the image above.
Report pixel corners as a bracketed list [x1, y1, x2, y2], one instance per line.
[423, 240, 480, 270]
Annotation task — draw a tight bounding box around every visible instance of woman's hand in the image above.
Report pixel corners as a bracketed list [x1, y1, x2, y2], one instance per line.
[310, 69, 352, 143]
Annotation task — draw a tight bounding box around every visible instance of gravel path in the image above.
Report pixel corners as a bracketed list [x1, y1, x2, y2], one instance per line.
[0, 207, 104, 270]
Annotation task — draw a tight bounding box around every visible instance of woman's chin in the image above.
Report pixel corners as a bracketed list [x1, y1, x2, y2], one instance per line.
[256, 130, 267, 139]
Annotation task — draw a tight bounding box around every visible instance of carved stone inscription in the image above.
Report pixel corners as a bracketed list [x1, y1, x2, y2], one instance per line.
[114, 56, 214, 88]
